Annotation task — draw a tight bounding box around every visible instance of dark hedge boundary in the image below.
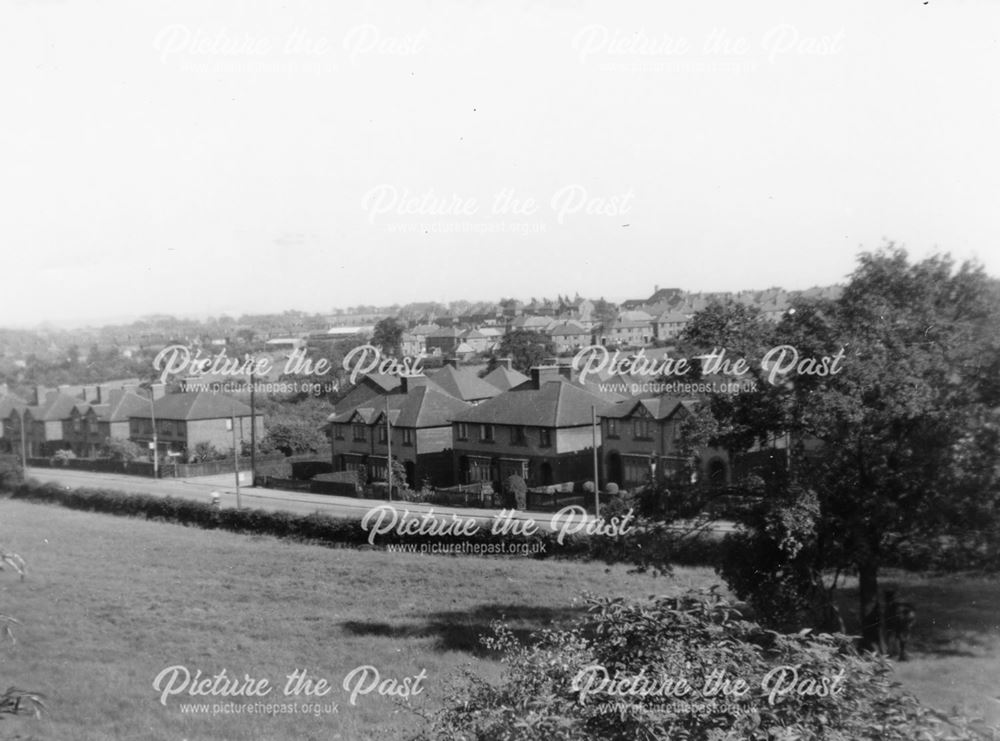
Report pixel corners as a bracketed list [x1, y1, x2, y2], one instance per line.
[1, 479, 722, 567]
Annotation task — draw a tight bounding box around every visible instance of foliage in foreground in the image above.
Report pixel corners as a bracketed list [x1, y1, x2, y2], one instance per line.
[412, 590, 994, 741]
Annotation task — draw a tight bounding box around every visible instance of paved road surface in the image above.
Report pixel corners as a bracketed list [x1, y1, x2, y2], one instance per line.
[22, 467, 587, 530]
[22, 468, 734, 535]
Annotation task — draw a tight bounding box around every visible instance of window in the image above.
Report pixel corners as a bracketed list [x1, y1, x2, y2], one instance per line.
[334, 424, 344, 440]
[402, 428, 413, 446]
[378, 425, 387, 444]
[606, 419, 619, 438]
[539, 428, 551, 448]
[353, 424, 367, 442]
[510, 426, 526, 445]
[468, 457, 492, 483]
[480, 424, 494, 443]
[633, 418, 651, 440]
[624, 457, 649, 486]
[73, 417, 81, 432]
[456, 423, 469, 440]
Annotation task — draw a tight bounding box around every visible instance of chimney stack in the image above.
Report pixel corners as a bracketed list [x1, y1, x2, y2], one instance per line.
[530, 365, 561, 389]
[399, 375, 429, 393]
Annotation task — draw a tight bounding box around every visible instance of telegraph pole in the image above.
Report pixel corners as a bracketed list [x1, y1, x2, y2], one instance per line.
[231, 408, 241, 510]
[149, 390, 159, 478]
[385, 396, 392, 502]
[249, 359, 257, 487]
[18, 408, 27, 471]
[591, 405, 600, 516]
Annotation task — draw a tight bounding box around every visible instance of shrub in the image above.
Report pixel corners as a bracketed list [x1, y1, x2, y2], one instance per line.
[506, 474, 527, 510]
[0, 455, 23, 489]
[412, 589, 993, 741]
[100, 437, 144, 463]
[50, 449, 76, 466]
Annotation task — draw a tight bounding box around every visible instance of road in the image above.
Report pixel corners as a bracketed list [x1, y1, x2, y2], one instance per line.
[21, 468, 734, 535]
[21, 467, 582, 530]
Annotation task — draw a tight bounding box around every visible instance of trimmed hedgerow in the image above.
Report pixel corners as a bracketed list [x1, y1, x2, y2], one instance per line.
[1, 479, 720, 567]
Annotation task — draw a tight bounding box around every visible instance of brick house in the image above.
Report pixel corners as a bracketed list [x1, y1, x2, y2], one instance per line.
[328, 375, 472, 488]
[652, 311, 690, 341]
[545, 322, 592, 354]
[451, 366, 606, 490]
[129, 392, 263, 460]
[594, 311, 655, 348]
[425, 326, 463, 355]
[601, 397, 731, 489]
[92, 388, 152, 445]
[8, 391, 83, 457]
[0, 394, 27, 455]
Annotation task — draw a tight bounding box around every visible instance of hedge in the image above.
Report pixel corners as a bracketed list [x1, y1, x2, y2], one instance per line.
[1, 479, 721, 568]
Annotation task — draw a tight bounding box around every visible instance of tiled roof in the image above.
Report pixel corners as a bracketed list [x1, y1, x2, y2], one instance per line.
[547, 323, 591, 336]
[427, 365, 502, 402]
[454, 378, 609, 428]
[132, 392, 253, 421]
[603, 397, 687, 420]
[95, 389, 150, 422]
[329, 384, 471, 428]
[0, 394, 27, 418]
[481, 366, 529, 391]
[28, 391, 82, 421]
[427, 327, 462, 338]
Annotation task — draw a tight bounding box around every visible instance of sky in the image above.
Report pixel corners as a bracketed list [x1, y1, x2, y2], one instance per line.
[2, 0, 999, 328]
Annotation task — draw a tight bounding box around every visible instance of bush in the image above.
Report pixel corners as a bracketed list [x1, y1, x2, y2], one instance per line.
[50, 449, 76, 466]
[100, 437, 144, 463]
[0, 455, 23, 489]
[506, 474, 527, 510]
[412, 589, 993, 741]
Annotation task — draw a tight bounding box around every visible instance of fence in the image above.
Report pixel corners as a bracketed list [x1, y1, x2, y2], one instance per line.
[260, 475, 358, 498]
[28, 453, 289, 480]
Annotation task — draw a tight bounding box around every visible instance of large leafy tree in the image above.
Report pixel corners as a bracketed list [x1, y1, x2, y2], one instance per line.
[489, 329, 556, 373]
[371, 317, 405, 356]
[691, 247, 1000, 647]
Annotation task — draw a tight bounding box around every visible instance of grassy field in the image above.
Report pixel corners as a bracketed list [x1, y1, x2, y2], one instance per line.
[1, 499, 998, 740]
[833, 571, 1000, 729]
[0, 499, 714, 740]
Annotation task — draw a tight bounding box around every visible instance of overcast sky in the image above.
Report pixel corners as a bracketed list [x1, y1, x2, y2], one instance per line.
[2, 0, 999, 327]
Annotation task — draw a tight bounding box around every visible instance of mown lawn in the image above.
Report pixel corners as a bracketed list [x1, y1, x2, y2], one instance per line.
[0, 499, 713, 740]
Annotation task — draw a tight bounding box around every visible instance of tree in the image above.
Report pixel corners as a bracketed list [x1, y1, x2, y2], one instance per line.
[262, 420, 327, 456]
[489, 330, 556, 373]
[695, 247, 1000, 649]
[591, 297, 618, 327]
[372, 317, 405, 356]
[100, 437, 144, 462]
